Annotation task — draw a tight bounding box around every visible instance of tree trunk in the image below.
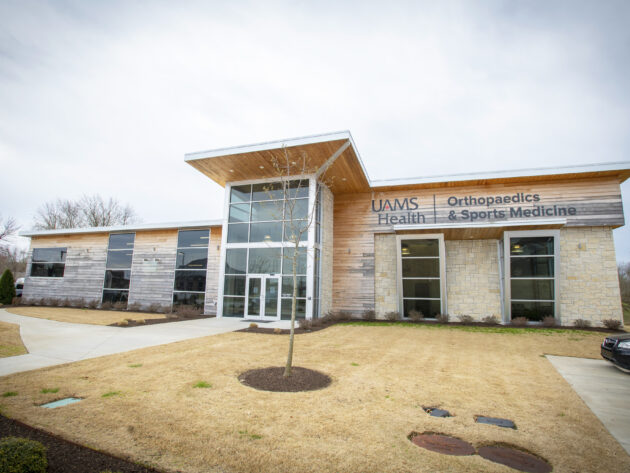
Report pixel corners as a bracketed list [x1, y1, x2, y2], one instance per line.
[284, 243, 299, 377]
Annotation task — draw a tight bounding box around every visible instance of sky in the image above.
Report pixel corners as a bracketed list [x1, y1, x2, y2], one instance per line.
[1, 0, 629, 260]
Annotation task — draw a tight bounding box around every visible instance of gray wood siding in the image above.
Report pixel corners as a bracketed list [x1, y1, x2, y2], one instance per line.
[128, 235, 177, 309]
[204, 227, 222, 315]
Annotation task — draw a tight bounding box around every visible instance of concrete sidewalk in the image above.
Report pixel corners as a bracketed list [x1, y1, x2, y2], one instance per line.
[547, 355, 630, 456]
[0, 309, 290, 376]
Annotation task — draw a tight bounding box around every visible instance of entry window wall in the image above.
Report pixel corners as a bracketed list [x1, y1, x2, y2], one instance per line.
[30, 248, 67, 277]
[508, 234, 557, 321]
[173, 229, 209, 308]
[399, 237, 444, 318]
[102, 233, 134, 303]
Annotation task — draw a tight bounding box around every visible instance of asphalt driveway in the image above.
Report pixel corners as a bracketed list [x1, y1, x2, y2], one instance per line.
[547, 355, 630, 456]
[0, 309, 285, 376]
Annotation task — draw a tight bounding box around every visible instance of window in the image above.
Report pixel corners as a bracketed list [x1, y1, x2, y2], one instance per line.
[506, 232, 557, 322]
[30, 248, 67, 277]
[173, 229, 209, 309]
[399, 236, 445, 318]
[103, 234, 134, 303]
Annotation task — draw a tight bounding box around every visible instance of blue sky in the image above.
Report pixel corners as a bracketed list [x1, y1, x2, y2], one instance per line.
[1, 0, 629, 260]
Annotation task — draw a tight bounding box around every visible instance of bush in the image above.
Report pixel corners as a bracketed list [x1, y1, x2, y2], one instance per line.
[362, 309, 376, 321]
[117, 319, 129, 327]
[457, 314, 474, 324]
[87, 299, 99, 310]
[408, 310, 423, 322]
[100, 301, 113, 310]
[542, 316, 556, 327]
[11, 297, 22, 306]
[0, 269, 16, 305]
[573, 319, 591, 328]
[436, 314, 449, 323]
[332, 311, 353, 322]
[0, 436, 48, 473]
[113, 301, 127, 311]
[273, 328, 282, 334]
[70, 298, 83, 308]
[481, 315, 498, 325]
[127, 302, 141, 312]
[147, 303, 163, 313]
[385, 311, 399, 321]
[175, 305, 202, 318]
[603, 318, 622, 330]
[299, 318, 313, 330]
[511, 317, 528, 327]
[249, 322, 258, 329]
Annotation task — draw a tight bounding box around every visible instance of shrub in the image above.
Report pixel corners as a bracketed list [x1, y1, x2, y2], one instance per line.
[482, 315, 498, 325]
[362, 309, 376, 321]
[87, 299, 99, 310]
[332, 310, 353, 321]
[0, 436, 48, 473]
[408, 310, 424, 321]
[113, 301, 127, 311]
[436, 314, 449, 323]
[135, 319, 146, 324]
[603, 318, 622, 330]
[457, 314, 474, 324]
[573, 319, 591, 328]
[11, 297, 22, 306]
[127, 302, 141, 312]
[273, 328, 282, 334]
[100, 301, 113, 310]
[147, 302, 164, 313]
[175, 305, 202, 318]
[0, 269, 16, 304]
[385, 311, 399, 321]
[249, 322, 258, 329]
[117, 319, 129, 327]
[299, 318, 313, 330]
[542, 316, 556, 327]
[42, 297, 56, 307]
[70, 298, 83, 308]
[310, 317, 323, 328]
[511, 317, 528, 327]
[59, 298, 71, 307]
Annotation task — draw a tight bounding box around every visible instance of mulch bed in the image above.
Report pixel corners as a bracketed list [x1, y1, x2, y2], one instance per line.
[238, 366, 332, 392]
[409, 432, 476, 456]
[0, 415, 163, 473]
[237, 325, 327, 335]
[478, 445, 552, 473]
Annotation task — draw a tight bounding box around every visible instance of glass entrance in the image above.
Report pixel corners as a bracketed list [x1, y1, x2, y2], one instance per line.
[246, 275, 280, 320]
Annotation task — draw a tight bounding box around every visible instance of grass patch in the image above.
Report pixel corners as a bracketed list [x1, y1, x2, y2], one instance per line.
[128, 364, 143, 368]
[340, 320, 595, 335]
[0, 325, 622, 473]
[2, 391, 17, 397]
[350, 362, 359, 366]
[40, 388, 59, 394]
[7, 307, 167, 326]
[0, 321, 27, 357]
[193, 381, 212, 388]
[101, 391, 121, 398]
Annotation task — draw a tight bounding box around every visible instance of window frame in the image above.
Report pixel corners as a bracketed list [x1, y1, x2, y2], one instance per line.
[396, 234, 447, 319]
[503, 230, 560, 323]
[102, 233, 135, 303]
[172, 228, 210, 309]
[30, 247, 67, 278]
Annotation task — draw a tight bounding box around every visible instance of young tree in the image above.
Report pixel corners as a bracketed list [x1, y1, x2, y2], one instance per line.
[0, 269, 16, 304]
[268, 148, 322, 378]
[33, 195, 138, 230]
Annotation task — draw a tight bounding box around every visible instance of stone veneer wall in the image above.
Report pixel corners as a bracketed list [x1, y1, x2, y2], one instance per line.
[445, 239, 502, 321]
[128, 230, 178, 310]
[319, 185, 334, 316]
[558, 226, 622, 326]
[204, 226, 222, 315]
[374, 233, 398, 318]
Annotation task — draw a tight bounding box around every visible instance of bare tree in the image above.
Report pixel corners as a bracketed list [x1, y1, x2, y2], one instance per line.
[0, 246, 27, 278]
[268, 148, 323, 378]
[0, 215, 19, 242]
[618, 262, 630, 304]
[33, 195, 138, 230]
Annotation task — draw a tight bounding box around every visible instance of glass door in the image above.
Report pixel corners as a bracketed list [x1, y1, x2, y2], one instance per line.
[246, 275, 280, 320]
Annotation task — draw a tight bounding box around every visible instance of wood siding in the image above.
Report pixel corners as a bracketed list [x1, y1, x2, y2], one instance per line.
[332, 177, 624, 314]
[205, 227, 222, 314]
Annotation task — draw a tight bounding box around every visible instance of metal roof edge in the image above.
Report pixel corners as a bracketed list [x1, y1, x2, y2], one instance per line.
[20, 220, 223, 238]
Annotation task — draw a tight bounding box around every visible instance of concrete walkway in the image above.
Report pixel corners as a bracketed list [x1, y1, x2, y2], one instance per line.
[547, 355, 630, 456]
[0, 309, 291, 377]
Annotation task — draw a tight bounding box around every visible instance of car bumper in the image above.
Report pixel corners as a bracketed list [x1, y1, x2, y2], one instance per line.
[601, 346, 630, 371]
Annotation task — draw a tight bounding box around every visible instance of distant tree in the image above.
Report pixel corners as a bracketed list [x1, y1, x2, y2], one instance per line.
[0, 215, 19, 242]
[618, 262, 630, 303]
[0, 269, 16, 304]
[33, 195, 138, 230]
[0, 247, 27, 278]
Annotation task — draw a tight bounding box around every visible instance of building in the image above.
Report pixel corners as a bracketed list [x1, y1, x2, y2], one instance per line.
[20, 131, 629, 326]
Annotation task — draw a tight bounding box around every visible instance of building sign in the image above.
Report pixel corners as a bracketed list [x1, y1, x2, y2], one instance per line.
[371, 191, 617, 227]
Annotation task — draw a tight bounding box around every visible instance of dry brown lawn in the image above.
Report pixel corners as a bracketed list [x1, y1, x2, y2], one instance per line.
[7, 306, 167, 326]
[0, 324, 627, 473]
[0, 321, 27, 357]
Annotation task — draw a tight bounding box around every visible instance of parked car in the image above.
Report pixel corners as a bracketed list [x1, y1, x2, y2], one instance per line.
[14, 277, 24, 297]
[601, 333, 630, 372]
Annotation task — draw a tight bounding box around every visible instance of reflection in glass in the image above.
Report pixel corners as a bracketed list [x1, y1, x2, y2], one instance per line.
[227, 223, 248, 243]
[249, 222, 282, 242]
[224, 276, 246, 296]
[174, 271, 207, 292]
[32, 248, 67, 263]
[401, 259, 439, 278]
[104, 270, 131, 289]
[177, 229, 209, 248]
[223, 296, 245, 316]
[230, 185, 251, 203]
[248, 248, 281, 273]
[225, 249, 247, 274]
[108, 233, 135, 250]
[176, 248, 208, 269]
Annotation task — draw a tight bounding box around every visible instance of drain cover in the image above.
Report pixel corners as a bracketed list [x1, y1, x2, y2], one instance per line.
[41, 398, 82, 408]
[478, 445, 552, 473]
[475, 415, 516, 429]
[410, 433, 475, 456]
[423, 407, 452, 418]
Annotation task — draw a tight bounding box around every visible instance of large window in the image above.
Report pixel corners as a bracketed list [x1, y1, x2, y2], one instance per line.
[173, 229, 209, 308]
[507, 233, 557, 322]
[399, 236, 444, 318]
[227, 181, 309, 244]
[30, 248, 67, 277]
[102, 233, 134, 303]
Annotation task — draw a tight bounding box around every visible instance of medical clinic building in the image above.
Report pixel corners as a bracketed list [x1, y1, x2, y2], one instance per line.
[21, 131, 629, 326]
